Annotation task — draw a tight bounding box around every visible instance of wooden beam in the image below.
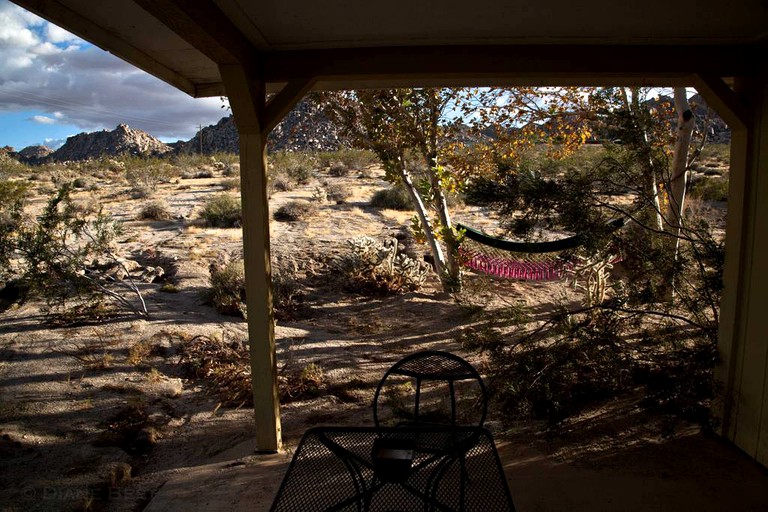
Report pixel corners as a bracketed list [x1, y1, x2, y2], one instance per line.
[262, 76, 318, 137]
[133, 0, 258, 65]
[219, 63, 281, 452]
[10, 0, 198, 96]
[262, 44, 758, 85]
[692, 74, 750, 130]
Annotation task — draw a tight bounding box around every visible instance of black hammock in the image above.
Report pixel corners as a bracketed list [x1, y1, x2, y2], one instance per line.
[456, 217, 627, 280]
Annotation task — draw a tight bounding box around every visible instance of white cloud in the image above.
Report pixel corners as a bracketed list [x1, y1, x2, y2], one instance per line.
[0, 1, 225, 142]
[44, 137, 67, 149]
[46, 23, 81, 44]
[31, 115, 55, 124]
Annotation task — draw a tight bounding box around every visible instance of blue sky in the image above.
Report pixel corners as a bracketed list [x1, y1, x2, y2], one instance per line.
[0, 0, 225, 150]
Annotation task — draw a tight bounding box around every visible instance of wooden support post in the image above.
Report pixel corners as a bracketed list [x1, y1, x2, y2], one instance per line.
[219, 63, 281, 452]
[716, 68, 768, 466]
[218, 66, 315, 452]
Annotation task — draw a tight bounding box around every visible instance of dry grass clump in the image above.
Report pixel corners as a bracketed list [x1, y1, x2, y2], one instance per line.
[269, 175, 294, 194]
[179, 334, 253, 406]
[325, 183, 352, 203]
[137, 200, 172, 220]
[370, 186, 411, 211]
[328, 163, 349, 177]
[199, 193, 242, 227]
[207, 260, 246, 317]
[219, 178, 240, 191]
[178, 334, 326, 406]
[274, 200, 317, 222]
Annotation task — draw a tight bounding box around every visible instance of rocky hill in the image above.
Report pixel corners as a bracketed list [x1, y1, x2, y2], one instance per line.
[17, 145, 53, 164]
[688, 93, 731, 144]
[50, 124, 171, 162]
[179, 96, 349, 155]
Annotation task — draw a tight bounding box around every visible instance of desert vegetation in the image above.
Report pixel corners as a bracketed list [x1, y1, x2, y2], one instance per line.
[0, 87, 734, 511]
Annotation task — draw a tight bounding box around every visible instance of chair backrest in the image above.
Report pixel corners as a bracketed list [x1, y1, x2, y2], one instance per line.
[373, 351, 488, 428]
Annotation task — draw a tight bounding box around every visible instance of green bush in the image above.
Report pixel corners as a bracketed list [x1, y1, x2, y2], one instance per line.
[270, 151, 315, 185]
[370, 187, 411, 211]
[1, 185, 147, 319]
[125, 161, 177, 197]
[274, 200, 317, 222]
[200, 194, 242, 227]
[0, 180, 30, 205]
[337, 149, 378, 170]
[0, 154, 28, 176]
[690, 175, 728, 202]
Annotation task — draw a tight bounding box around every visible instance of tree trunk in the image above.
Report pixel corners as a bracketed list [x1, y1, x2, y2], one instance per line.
[395, 156, 451, 290]
[426, 150, 461, 291]
[667, 87, 695, 238]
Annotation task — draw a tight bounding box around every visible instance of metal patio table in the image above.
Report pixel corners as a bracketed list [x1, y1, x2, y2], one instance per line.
[270, 426, 516, 512]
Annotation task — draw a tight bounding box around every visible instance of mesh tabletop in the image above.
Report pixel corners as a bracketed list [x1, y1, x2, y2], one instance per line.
[271, 426, 515, 512]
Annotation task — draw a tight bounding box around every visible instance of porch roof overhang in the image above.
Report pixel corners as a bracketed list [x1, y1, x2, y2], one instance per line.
[10, 0, 768, 95]
[11, 0, 768, 462]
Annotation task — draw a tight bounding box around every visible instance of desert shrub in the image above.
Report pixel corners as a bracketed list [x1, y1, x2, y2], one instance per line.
[334, 236, 430, 294]
[325, 183, 352, 203]
[370, 186, 411, 210]
[222, 163, 240, 177]
[270, 175, 294, 193]
[207, 256, 305, 320]
[179, 334, 252, 406]
[328, 163, 349, 177]
[199, 193, 242, 227]
[272, 265, 305, 320]
[208, 259, 246, 317]
[0, 153, 28, 175]
[137, 200, 172, 220]
[337, 149, 378, 170]
[1, 185, 147, 320]
[194, 169, 215, 179]
[279, 362, 324, 401]
[461, 304, 719, 427]
[125, 161, 177, 197]
[0, 180, 30, 205]
[270, 151, 315, 184]
[178, 333, 326, 406]
[690, 175, 728, 202]
[220, 178, 240, 191]
[274, 200, 317, 222]
[72, 177, 88, 189]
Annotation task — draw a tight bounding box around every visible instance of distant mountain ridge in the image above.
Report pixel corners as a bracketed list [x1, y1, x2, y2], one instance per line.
[9, 94, 729, 163]
[48, 124, 171, 162]
[179, 97, 350, 155]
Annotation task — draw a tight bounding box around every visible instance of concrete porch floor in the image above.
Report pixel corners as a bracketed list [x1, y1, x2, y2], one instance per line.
[142, 428, 768, 511]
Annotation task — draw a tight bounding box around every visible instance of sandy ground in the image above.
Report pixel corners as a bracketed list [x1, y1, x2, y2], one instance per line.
[1, 162, 766, 512]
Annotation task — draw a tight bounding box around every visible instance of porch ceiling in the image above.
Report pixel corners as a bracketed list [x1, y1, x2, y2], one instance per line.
[10, 0, 768, 96]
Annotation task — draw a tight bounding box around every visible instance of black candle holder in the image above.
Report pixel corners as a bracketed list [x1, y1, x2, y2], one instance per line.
[372, 437, 415, 483]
